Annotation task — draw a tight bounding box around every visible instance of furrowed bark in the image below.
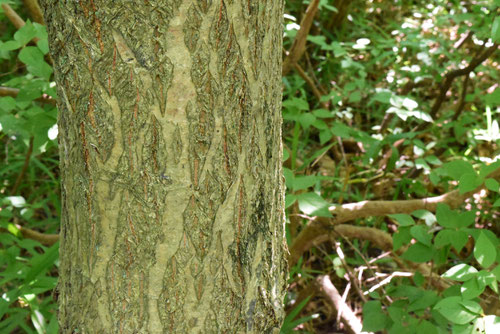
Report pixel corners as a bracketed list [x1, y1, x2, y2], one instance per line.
[40, 1, 287, 332]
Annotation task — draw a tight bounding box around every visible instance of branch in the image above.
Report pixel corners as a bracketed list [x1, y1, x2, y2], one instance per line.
[294, 63, 328, 109]
[1, 3, 40, 43]
[429, 43, 498, 119]
[22, 0, 44, 24]
[1, 3, 25, 29]
[289, 165, 500, 265]
[316, 275, 368, 334]
[18, 225, 59, 246]
[0, 86, 57, 105]
[282, 0, 320, 76]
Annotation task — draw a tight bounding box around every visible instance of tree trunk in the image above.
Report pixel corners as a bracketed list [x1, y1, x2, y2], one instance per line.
[40, 1, 286, 332]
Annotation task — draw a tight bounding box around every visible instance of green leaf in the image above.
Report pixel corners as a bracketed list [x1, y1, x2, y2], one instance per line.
[331, 122, 351, 138]
[436, 204, 474, 229]
[492, 16, 500, 43]
[412, 210, 436, 225]
[281, 295, 312, 333]
[362, 300, 388, 332]
[283, 98, 309, 111]
[425, 155, 442, 166]
[458, 172, 482, 194]
[24, 242, 59, 283]
[407, 290, 439, 312]
[461, 277, 484, 300]
[388, 214, 415, 226]
[474, 231, 497, 268]
[14, 21, 37, 46]
[284, 194, 296, 208]
[297, 192, 332, 217]
[372, 91, 392, 104]
[442, 160, 475, 180]
[434, 296, 481, 325]
[450, 230, 469, 253]
[297, 113, 316, 130]
[485, 87, 500, 105]
[416, 320, 439, 334]
[393, 226, 412, 251]
[410, 225, 432, 246]
[292, 175, 320, 191]
[402, 242, 434, 263]
[18, 46, 53, 80]
[485, 178, 499, 192]
[312, 109, 333, 118]
[348, 91, 361, 103]
[0, 96, 16, 112]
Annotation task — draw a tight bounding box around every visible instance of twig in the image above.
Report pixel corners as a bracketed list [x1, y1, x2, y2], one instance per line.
[10, 136, 34, 195]
[1, 3, 41, 43]
[451, 74, 469, 122]
[316, 275, 369, 334]
[289, 165, 500, 265]
[1, 3, 25, 29]
[0, 86, 57, 105]
[283, 0, 320, 75]
[22, 0, 44, 24]
[18, 224, 59, 246]
[428, 43, 498, 120]
[294, 63, 328, 109]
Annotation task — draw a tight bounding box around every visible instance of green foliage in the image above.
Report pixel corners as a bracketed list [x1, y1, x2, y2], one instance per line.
[283, 0, 500, 332]
[2, 0, 500, 333]
[1, 3, 59, 333]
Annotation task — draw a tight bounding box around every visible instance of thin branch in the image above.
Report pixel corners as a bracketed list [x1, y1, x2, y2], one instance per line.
[316, 275, 367, 334]
[429, 43, 498, 120]
[289, 165, 500, 265]
[22, 0, 44, 24]
[294, 63, 328, 109]
[18, 225, 59, 246]
[451, 74, 469, 122]
[1, 3, 40, 43]
[283, 0, 320, 75]
[0, 86, 57, 105]
[1, 3, 25, 29]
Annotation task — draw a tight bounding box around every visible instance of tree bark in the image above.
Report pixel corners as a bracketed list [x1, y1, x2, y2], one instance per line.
[39, 1, 286, 333]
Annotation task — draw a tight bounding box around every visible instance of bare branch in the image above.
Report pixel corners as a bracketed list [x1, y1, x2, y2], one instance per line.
[282, 0, 320, 75]
[316, 275, 367, 334]
[0, 86, 57, 105]
[22, 0, 44, 24]
[289, 165, 500, 265]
